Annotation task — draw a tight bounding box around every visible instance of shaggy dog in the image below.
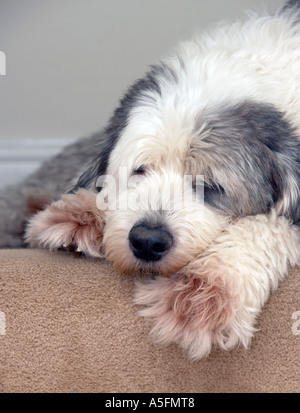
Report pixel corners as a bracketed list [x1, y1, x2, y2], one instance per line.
[24, 1, 300, 360]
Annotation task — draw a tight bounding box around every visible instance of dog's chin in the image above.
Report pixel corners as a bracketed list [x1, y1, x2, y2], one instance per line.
[109, 251, 192, 278]
[112, 260, 171, 278]
[120, 267, 164, 279]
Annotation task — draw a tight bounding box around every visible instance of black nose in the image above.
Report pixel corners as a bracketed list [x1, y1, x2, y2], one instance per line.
[128, 224, 173, 262]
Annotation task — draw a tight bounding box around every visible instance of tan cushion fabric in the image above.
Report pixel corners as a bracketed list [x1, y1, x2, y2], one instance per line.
[0, 249, 299, 393]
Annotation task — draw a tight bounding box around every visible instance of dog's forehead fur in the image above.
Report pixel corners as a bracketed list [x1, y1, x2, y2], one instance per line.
[107, 94, 299, 217]
[74, 5, 300, 224]
[24, 1, 300, 362]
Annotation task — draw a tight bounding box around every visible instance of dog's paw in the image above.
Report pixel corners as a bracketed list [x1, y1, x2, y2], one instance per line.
[134, 213, 300, 359]
[134, 255, 256, 360]
[25, 189, 105, 257]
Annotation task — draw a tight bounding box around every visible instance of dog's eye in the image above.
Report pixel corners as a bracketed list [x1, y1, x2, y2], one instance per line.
[202, 181, 226, 208]
[133, 165, 146, 175]
[204, 181, 225, 195]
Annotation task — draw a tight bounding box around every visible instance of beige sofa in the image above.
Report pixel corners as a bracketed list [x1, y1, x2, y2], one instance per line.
[0, 248, 299, 393]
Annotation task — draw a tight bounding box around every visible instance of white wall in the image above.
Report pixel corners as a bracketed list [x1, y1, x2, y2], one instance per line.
[0, 0, 284, 188]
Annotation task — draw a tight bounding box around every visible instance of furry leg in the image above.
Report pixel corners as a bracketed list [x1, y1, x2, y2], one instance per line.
[25, 189, 105, 257]
[134, 211, 300, 360]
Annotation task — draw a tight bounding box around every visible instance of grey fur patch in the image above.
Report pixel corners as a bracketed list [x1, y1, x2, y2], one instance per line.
[281, 0, 300, 25]
[191, 101, 300, 224]
[0, 133, 102, 248]
[70, 130, 113, 192]
[282, 0, 300, 13]
[72, 62, 177, 192]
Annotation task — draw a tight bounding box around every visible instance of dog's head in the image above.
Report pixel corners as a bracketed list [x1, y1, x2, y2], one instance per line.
[69, 63, 299, 275]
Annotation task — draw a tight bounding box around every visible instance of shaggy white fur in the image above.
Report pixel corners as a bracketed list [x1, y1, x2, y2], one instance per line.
[135, 211, 300, 359]
[26, 2, 300, 359]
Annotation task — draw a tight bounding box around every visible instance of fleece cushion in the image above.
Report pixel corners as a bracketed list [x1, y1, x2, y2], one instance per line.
[0, 249, 299, 393]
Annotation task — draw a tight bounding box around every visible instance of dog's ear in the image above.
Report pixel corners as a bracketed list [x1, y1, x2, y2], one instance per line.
[71, 157, 104, 193]
[69, 63, 174, 193]
[254, 109, 300, 226]
[243, 105, 300, 225]
[292, 202, 300, 226]
[68, 130, 115, 193]
[281, 0, 300, 15]
[270, 155, 300, 226]
[196, 101, 300, 224]
[69, 83, 135, 193]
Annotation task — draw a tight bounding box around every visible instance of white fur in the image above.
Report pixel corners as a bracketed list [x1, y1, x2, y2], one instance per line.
[26, 4, 300, 360]
[107, 9, 300, 177]
[135, 211, 300, 359]
[103, 170, 228, 275]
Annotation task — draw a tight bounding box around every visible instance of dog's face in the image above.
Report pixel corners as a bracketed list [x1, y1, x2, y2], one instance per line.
[73, 63, 300, 275]
[24, 2, 300, 361]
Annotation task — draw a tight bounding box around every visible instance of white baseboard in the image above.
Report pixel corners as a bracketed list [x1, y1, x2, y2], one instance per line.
[0, 138, 76, 189]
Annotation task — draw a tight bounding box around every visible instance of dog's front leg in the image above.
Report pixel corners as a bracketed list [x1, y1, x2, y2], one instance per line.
[134, 212, 300, 359]
[25, 189, 105, 257]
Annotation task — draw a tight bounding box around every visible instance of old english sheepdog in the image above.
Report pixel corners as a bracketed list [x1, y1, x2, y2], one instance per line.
[25, 1, 300, 360]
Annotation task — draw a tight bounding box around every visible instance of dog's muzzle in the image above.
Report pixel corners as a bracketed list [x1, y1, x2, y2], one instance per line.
[128, 224, 173, 262]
